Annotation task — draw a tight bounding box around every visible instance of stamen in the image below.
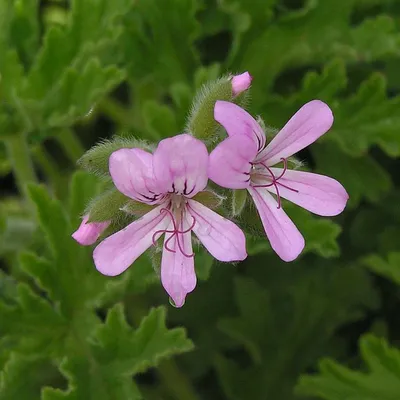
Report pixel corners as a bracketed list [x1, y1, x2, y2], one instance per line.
[253, 158, 299, 209]
[152, 208, 196, 258]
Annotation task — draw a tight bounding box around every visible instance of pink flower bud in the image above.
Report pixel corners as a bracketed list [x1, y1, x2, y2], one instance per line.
[231, 72, 252, 96]
[72, 215, 110, 246]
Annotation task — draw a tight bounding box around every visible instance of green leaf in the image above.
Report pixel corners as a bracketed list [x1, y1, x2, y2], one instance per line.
[43, 305, 193, 400]
[296, 334, 400, 400]
[142, 101, 178, 139]
[95, 305, 193, 373]
[286, 203, 342, 258]
[0, 213, 35, 256]
[78, 137, 153, 177]
[0, 284, 66, 355]
[122, 0, 200, 87]
[312, 143, 392, 207]
[262, 61, 400, 158]
[43, 60, 126, 128]
[215, 265, 379, 400]
[41, 356, 143, 400]
[26, 184, 108, 312]
[9, 0, 40, 67]
[194, 249, 214, 281]
[362, 252, 400, 286]
[27, 0, 132, 97]
[1, 0, 135, 135]
[97, 255, 159, 307]
[0, 354, 56, 400]
[68, 171, 101, 226]
[329, 73, 400, 157]
[240, 1, 400, 97]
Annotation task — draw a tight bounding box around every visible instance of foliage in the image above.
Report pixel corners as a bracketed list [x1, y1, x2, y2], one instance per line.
[1, 0, 400, 399]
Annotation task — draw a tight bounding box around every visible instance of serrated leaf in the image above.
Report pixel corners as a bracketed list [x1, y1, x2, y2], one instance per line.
[44, 60, 125, 128]
[296, 334, 400, 400]
[1, 0, 135, 136]
[0, 354, 56, 400]
[0, 284, 66, 355]
[94, 305, 194, 374]
[41, 356, 143, 400]
[26, 184, 109, 312]
[27, 0, 133, 97]
[122, 0, 200, 87]
[329, 74, 400, 157]
[215, 265, 379, 400]
[362, 252, 400, 286]
[43, 305, 193, 400]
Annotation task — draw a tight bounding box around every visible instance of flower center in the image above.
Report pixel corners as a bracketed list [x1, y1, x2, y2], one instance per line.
[251, 157, 299, 209]
[152, 201, 196, 258]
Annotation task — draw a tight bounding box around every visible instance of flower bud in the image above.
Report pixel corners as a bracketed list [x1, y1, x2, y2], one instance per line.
[231, 72, 252, 96]
[72, 215, 110, 246]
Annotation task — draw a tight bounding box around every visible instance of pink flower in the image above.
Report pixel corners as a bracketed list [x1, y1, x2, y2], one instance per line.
[93, 134, 247, 307]
[72, 216, 110, 246]
[231, 72, 252, 96]
[209, 100, 349, 262]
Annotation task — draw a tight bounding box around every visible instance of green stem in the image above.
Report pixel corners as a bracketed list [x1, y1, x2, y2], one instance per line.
[57, 128, 85, 163]
[32, 145, 66, 198]
[157, 359, 201, 400]
[99, 97, 132, 126]
[99, 97, 143, 133]
[5, 134, 38, 201]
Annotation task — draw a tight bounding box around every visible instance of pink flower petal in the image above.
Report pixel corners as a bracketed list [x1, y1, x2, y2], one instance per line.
[208, 133, 257, 189]
[257, 100, 333, 166]
[153, 134, 208, 197]
[93, 205, 169, 276]
[265, 169, 349, 216]
[161, 218, 196, 307]
[248, 187, 304, 262]
[109, 148, 164, 204]
[188, 200, 247, 262]
[214, 101, 266, 151]
[72, 215, 110, 246]
[231, 72, 252, 96]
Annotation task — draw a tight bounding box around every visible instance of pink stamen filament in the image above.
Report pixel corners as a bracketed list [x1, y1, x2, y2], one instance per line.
[253, 158, 299, 209]
[152, 208, 196, 258]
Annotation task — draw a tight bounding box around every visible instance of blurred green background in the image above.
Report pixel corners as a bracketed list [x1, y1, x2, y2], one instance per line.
[1, 0, 400, 399]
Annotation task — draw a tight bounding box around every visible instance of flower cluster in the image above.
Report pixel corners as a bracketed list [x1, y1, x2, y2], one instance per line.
[73, 72, 348, 306]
